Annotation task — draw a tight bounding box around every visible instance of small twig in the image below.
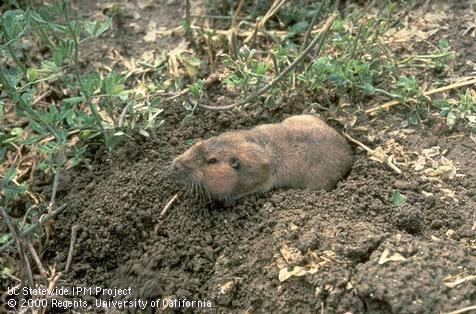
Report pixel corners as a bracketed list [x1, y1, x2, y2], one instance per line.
[198, 13, 338, 111]
[342, 133, 402, 174]
[0, 206, 35, 287]
[184, 0, 198, 52]
[27, 242, 47, 277]
[248, 17, 261, 49]
[4, 272, 21, 282]
[47, 267, 62, 294]
[164, 88, 190, 102]
[39, 129, 81, 146]
[155, 193, 181, 235]
[365, 77, 476, 114]
[231, 0, 245, 29]
[444, 305, 476, 314]
[157, 24, 326, 39]
[49, 147, 65, 208]
[257, 0, 287, 31]
[228, 0, 245, 57]
[160, 193, 180, 218]
[302, 0, 327, 50]
[65, 225, 79, 273]
[117, 102, 130, 127]
[191, 14, 247, 20]
[63, 1, 108, 142]
[0, 203, 68, 254]
[244, 0, 287, 47]
[350, 19, 365, 61]
[471, 208, 476, 231]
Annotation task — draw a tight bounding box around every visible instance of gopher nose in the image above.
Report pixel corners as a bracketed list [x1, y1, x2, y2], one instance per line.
[171, 158, 185, 174]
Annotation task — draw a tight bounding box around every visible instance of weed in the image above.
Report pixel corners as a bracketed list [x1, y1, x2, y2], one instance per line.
[433, 90, 476, 129]
[0, 0, 163, 285]
[221, 46, 269, 98]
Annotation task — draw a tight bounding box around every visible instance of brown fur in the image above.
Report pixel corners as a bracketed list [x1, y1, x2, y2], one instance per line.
[172, 115, 353, 201]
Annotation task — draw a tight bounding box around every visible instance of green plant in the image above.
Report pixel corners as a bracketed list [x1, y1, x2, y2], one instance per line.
[392, 190, 408, 207]
[222, 45, 269, 97]
[0, 0, 167, 266]
[433, 90, 476, 129]
[296, 10, 405, 106]
[398, 39, 455, 74]
[1, 2, 112, 172]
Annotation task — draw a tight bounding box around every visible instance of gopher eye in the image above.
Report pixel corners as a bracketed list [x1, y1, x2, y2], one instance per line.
[208, 158, 217, 164]
[229, 157, 240, 169]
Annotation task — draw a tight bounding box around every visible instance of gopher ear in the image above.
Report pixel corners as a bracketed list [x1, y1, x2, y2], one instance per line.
[193, 140, 206, 153]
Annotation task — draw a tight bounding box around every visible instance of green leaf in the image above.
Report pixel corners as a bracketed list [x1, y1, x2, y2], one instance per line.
[432, 99, 449, 110]
[10, 127, 23, 136]
[105, 134, 120, 150]
[57, 129, 68, 142]
[65, 110, 78, 127]
[2, 10, 29, 39]
[81, 73, 101, 97]
[37, 143, 54, 154]
[1, 268, 12, 279]
[438, 38, 449, 51]
[37, 6, 55, 23]
[49, 23, 68, 33]
[63, 96, 86, 106]
[103, 72, 125, 95]
[332, 19, 344, 32]
[254, 62, 268, 75]
[446, 110, 456, 129]
[0, 234, 10, 245]
[0, 147, 6, 161]
[6, 69, 22, 88]
[41, 60, 59, 72]
[21, 135, 45, 145]
[139, 129, 150, 137]
[49, 104, 59, 116]
[290, 21, 309, 34]
[29, 120, 47, 134]
[408, 112, 419, 125]
[392, 190, 407, 207]
[84, 18, 112, 37]
[29, 11, 49, 24]
[4, 185, 27, 197]
[184, 56, 202, 68]
[26, 68, 39, 82]
[440, 107, 450, 116]
[0, 102, 4, 121]
[21, 92, 33, 105]
[362, 83, 376, 95]
[57, 39, 74, 59]
[467, 115, 476, 123]
[53, 50, 63, 67]
[188, 80, 204, 97]
[3, 166, 17, 185]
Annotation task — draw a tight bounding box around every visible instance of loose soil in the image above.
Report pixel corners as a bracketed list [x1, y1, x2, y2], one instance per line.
[9, 0, 476, 313]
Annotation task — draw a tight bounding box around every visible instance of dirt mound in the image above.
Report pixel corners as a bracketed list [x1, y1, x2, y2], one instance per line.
[44, 99, 475, 313]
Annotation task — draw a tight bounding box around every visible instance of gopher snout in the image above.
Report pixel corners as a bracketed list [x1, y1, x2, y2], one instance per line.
[171, 158, 188, 178]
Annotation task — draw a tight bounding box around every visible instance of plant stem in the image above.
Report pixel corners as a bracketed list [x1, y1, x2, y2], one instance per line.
[62, 0, 108, 144]
[199, 13, 338, 111]
[0, 65, 57, 135]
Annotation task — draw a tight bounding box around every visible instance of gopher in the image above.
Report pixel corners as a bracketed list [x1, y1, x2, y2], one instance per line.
[172, 115, 353, 202]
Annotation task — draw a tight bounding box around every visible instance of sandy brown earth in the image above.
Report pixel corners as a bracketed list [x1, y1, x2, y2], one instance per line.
[4, 0, 475, 313]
